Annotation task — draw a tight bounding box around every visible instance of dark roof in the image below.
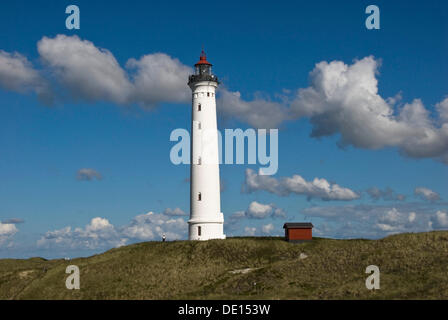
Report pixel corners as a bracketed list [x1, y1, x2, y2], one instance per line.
[283, 222, 313, 229]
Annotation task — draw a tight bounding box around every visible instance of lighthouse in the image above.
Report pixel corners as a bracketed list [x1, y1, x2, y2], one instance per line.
[187, 50, 226, 241]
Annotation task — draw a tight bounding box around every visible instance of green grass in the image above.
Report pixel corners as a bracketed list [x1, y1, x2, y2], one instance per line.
[1, 231, 448, 299]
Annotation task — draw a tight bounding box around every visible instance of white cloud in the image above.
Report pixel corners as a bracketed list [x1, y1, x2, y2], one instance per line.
[244, 226, 257, 236]
[414, 187, 441, 202]
[246, 201, 275, 219]
[0, 223, 18, 246]
[35, 35, 192, 108]
[366, 187, 406, 201]
[37, 211, 188, 250]
[86, 217, 114, 232]
[3, 39, 448, 164]
[77, 168, 102, 181]
[431, 211, 448, 229]
[436, 97, 448, 124]
[273, 208, 286, 218]
[303, 203, 447, 238]
[37, 217, 124, 250]
[0, 50, 51, 103]
[219, 57, 448, 164]
[217, 88, 291, 129]
[243, 168, 360, 201]
[261, 223, 275, 234]
[122, 211, 187, 240]
[375, 208, 418, 233]
[126, 53, 192, 108]
[229, 201, 286, 223]
[38, 35, 133, 104]
[162, 207, 187, 216]
[291, 57, 448, 162]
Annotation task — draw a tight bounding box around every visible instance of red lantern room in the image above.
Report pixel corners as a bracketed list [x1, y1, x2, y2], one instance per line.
[195, 50, 212, 76]
[188, 50, 219, 86]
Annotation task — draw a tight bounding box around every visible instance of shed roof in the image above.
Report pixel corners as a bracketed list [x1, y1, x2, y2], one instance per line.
[283, 222, 313, 229]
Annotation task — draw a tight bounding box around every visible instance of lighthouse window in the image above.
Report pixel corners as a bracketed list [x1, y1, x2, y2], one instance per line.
[198, 122, 201, 130]
[207, 92, 210, 97]
[198, 192, 201, 201]
[198, 156, 202, 165]
[198, 226, 202, 236]
[198, 103, 201, 111]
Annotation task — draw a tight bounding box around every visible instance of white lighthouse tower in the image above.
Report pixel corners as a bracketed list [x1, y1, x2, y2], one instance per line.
[187, 50, 225, 241]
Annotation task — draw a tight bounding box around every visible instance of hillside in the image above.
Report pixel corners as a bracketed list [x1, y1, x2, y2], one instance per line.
[1, 231, 448, 299]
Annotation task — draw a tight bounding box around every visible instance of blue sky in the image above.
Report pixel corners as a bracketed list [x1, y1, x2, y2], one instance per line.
[0, 0, 447, 258]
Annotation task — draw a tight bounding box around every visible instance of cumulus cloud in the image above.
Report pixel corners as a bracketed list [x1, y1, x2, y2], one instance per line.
[436, 98, 448, 124]
[218, 57, 448, 164]
[244, 226, 257, 236]
[375, 208, 418, 233]
[261, 223, 275, 234]
[241, 223, 277, 236]
[122, 211, 187, 240]
[0, 50, 52, 103]
[229, 201, 286, 223]
[366, 187, 406, 201]
[414, 187, 441, 202]
[246, 201, 285, 219]
[243, 168, 360, 201]
[217, 89, 291, 129]
[303, 203, 444, 238]
[76, 168, 102, 181]
[3, 38, 448, 164]
[290, 57, 414, 150]
[37, 211, 188, 250]
[0, 223, 18, 246]
[36, 35, 191, 107]
[430, 211, 448, 229]
[37, 217, 125, 250]
[0, 35, 192, 108]
[162, 207, 187, 216]
[38, 35, 133, 104]
[246, 201, 274, 219]
[126, 53, 192, 108]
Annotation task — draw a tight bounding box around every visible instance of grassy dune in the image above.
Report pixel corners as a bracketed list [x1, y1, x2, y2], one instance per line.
[1, 231, 448, 299]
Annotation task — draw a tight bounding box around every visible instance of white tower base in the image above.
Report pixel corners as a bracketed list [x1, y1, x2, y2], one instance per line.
[188, 215, 226, 241]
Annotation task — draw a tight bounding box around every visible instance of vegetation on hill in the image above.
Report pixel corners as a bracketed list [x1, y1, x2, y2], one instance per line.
[1, 231, 448, 299]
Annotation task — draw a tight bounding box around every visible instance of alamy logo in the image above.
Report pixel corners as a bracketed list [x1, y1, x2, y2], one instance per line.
[65, 5, 80, 30]
[65, 265, 80, 290]
[170, 128, 278, 175]
[365, 265, 380, 290]
[365, 5, 380, 30]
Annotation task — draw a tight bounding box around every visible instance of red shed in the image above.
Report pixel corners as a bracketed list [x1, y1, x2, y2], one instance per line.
[283, 223, 313, 242]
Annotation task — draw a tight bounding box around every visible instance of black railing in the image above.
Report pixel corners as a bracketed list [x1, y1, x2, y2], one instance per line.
[188, 74, 219, 85]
